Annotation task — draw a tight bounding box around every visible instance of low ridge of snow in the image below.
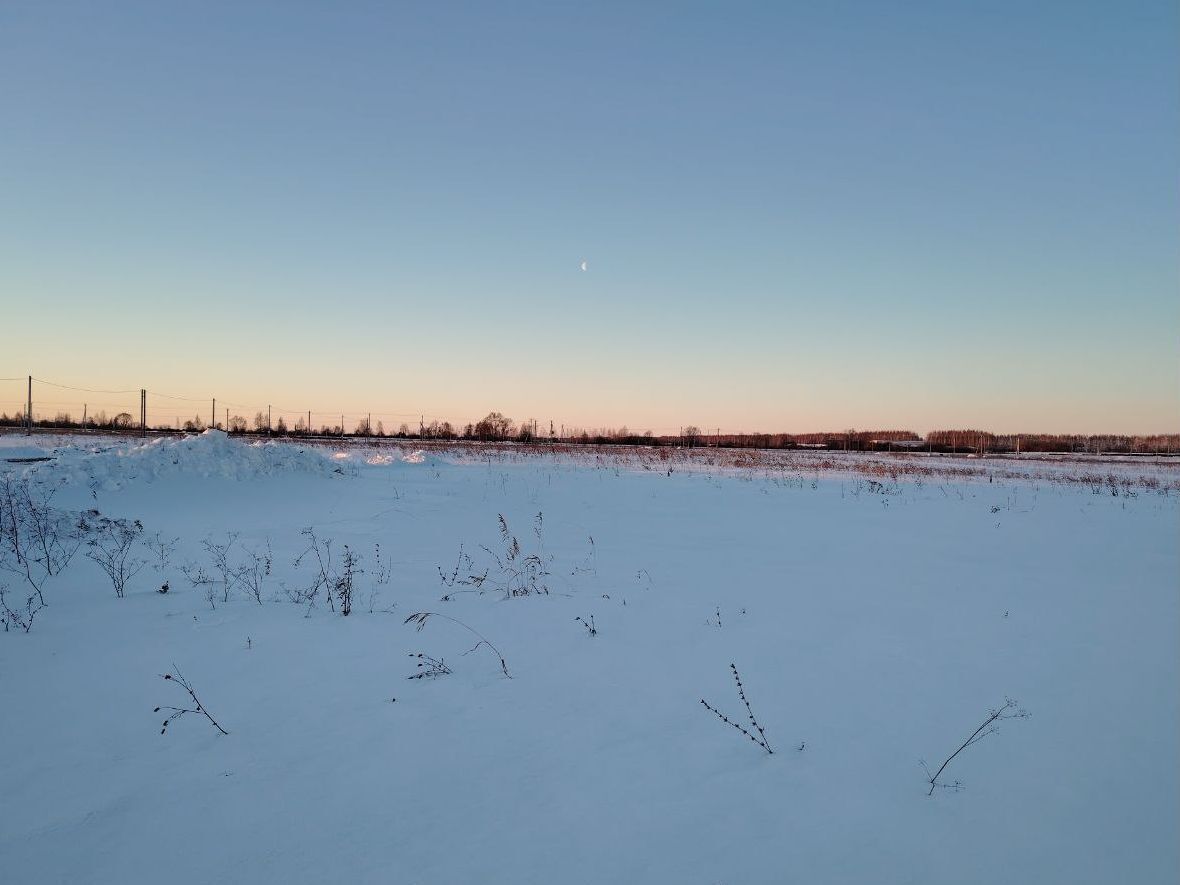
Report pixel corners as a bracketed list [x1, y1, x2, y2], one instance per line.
[25, 429, 349, 490]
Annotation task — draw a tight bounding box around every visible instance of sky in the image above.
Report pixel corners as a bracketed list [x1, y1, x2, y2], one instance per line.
[1, 0, 1177, 435]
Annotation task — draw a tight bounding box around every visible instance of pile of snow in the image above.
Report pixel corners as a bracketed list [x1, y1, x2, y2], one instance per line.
[25, 430, 347, 489]
[324, 447, 432, 466]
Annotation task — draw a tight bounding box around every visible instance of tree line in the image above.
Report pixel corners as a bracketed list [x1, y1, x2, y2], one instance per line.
[1, 409, 1176, 454]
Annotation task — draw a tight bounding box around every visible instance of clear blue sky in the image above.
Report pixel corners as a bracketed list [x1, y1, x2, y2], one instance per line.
[2, 1, 1176, 434]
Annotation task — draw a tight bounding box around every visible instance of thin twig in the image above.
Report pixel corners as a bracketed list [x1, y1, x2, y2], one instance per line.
[155, 664, 228, 736]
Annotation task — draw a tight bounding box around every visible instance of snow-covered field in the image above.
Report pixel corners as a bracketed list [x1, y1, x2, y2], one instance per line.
[2, 432, 1177, 884]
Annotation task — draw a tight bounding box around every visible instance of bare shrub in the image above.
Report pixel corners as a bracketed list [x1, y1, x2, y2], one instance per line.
[86, 516, 145, 598]
[0, 476, 86, 605]
[203, 533, 240, 603]
[294, 527, 336, 612]
[0, 585, 45, 633]
[180, 560, 218, 609]
[236, 539, 273, 605]
[145, 532, 179, 593]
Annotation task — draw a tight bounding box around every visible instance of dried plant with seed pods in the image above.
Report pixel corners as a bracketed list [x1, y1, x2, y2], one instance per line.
[404, 611, 510, 678]
[155, 665, 228, 736]
[481, 513, 550, 598]
[407, 652, 452, 679]
[921, 698, 1030, 795]
[571, 535, 597, 576]
[438, 543, 488, 600]
[700, 663, 773, 754]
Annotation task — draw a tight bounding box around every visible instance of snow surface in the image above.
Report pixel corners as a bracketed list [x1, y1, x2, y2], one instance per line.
[1, 433, 1177, 884]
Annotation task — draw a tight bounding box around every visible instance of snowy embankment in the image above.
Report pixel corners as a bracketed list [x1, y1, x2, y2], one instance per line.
[1, 432, 1177, 884]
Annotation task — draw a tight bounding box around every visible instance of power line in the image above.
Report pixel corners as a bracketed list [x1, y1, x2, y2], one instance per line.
[32, 377, 139, 395]
[147, 390, 211, 403]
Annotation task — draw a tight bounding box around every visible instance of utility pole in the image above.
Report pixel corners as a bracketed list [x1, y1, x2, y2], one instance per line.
[141, 389, 147, 436]
[82, 403, 87, 431]
[267, 405, 272, 435]
[26, 375, 32, 436]
[212, 398, 216, 430]
[340, 414, 344, 438]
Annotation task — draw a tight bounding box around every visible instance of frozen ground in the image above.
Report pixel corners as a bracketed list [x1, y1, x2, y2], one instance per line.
[1, 431, 1177, 884]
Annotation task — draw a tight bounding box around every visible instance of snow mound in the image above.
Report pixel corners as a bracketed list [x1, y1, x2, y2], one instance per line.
[325, 447, 432, 466]
[29, 430, 346, 489]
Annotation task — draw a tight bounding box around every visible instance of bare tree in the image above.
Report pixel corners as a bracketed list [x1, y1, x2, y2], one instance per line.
[474, 412, 514, 441]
